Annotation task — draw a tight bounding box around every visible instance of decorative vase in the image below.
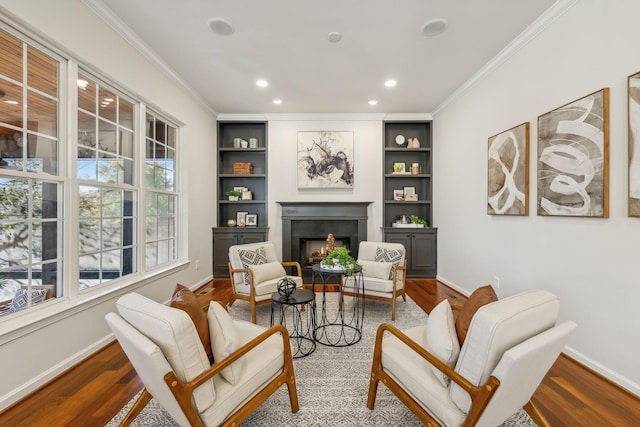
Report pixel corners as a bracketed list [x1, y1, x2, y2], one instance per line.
[277, 277, 297, 300]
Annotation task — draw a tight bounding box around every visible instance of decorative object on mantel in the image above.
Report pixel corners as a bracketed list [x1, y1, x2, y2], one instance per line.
[277, 277, 297, 300]
[233, 162, 253, 174]
[226, 189, 242, 201]
[297, 131, 354, 189]
[537, 88, 609, 217]
[488, 122, 529, 216]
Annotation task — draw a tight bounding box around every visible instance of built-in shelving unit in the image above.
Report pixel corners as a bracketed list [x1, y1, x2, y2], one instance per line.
[382, 120, 437, 278]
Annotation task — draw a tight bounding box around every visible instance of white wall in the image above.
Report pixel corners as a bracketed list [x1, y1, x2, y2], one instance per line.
[265, 118, 385, 256]
[0, 0, 216, 407]
[434, 0, 640, 395]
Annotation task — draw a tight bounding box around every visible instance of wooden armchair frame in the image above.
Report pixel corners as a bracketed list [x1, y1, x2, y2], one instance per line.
[367, 323, 550, 427]
[228, 261, 302, 323]
[119, 324, 299, 427]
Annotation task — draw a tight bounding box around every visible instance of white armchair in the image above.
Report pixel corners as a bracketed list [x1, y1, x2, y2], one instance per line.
[228, 241, 303, 323]
[342, 241, 407, 320]
[367, 289, 576, 426]
[106, 293, 298, 427]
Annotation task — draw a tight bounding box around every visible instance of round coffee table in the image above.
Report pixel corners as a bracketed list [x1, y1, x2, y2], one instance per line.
[270, 288, 316, 358]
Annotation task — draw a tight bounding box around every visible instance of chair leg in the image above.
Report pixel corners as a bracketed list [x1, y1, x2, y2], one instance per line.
[524, 400, 551, 427]
[391, 297, 396, 321]
[367, 369, 381, 410]
[118, 388, 152, 427]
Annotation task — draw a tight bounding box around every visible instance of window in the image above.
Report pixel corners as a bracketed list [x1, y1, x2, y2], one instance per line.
[144, 112, 178, 268]
[0, 28, 62, 315]
[77, 73, 137, 290]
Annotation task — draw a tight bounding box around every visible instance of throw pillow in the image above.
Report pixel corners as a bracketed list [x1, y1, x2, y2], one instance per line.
[170, 284, 214, 363]
[238, 246, 268, 285]
[358, 259, 393, 280]
[207, 301, 245, 385]
[8, 288, 49, 313]
[454, 285, 498, 345]
[375, 246, 404, 279]
[425, 299, 460, 387]
[250, 261, 286, 284]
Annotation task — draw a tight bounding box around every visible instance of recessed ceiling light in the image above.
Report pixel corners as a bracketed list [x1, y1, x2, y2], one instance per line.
[256, 79, 268, 88]
[208, 17, 235, 36]
[4, 100, 18, 105]
[422, 18, 448, 37]
[368, 100, 378, 106]
[384, 79, 397, 88]
[327, 31, 342, 43]
[272, 98, 283, 105]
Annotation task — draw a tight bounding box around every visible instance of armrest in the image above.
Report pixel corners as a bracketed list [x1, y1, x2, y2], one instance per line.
[227, 262, 254, 284]
[281, 261, 302, 277]
[374, 323, 499, 396]
[451, 302, 464, 311]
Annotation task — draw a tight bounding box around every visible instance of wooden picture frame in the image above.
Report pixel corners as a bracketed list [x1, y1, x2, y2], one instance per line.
[537, 88, 609, 217]
[487, 122, 529, 215]
[628, 71, 640, 216]
[393, 189, 404, 201]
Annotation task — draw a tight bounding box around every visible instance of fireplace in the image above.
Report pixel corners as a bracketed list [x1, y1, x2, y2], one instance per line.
[278, 201, 371, 281]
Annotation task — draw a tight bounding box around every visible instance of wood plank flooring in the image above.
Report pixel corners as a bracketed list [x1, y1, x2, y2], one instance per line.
[0, 278, 638, 426]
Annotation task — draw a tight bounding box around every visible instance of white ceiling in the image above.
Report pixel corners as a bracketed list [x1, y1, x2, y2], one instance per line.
[95, 0, 558, 115]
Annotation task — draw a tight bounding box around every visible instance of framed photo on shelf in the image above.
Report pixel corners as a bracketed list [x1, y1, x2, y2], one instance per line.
[236, 211, 248, 226]
[404, 186, 417, 201]
[392, 162, 406, 174]
[245, 214, 257, 226]
[393, 189, 404, 201]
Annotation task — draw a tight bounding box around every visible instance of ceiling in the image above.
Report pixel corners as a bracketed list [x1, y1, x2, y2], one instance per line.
[96, 0, 558, 115]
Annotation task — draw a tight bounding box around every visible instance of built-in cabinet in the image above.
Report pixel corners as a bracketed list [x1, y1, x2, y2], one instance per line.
[213, 121, 269, 277]
[382, 120, 437, 277]
[212, 227, 269, 277]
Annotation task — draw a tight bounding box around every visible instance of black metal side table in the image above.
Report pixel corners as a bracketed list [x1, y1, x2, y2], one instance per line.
[270, 288, 317, 358]
[312, 263, 364, 347]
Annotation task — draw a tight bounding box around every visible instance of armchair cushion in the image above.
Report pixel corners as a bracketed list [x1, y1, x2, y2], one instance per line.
[454, 284, 498, 345]
[238, 246, 268, 285]
[425, 300, 460, 386]
[375, 246, 404, 279]
[208, 301, 245, 385]
[170, 284, 213, 363]
[8, 288, 48, 313]
[250, 261, 287, 284]
[116, 293, 215, 413]
[359, 259, 393, 280]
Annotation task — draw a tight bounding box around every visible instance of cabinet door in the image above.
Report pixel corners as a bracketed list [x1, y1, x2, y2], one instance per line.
[411, 232, 437, 277]
[237, 230, 268, 245]
[212, 232, 236, 277]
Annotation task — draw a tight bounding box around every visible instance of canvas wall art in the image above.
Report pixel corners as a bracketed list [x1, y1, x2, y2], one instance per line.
[297, 131, 354, 189]
[487, 122, 529, 215]
[537, 88, 609, 217]
[628, 72, 640, 216]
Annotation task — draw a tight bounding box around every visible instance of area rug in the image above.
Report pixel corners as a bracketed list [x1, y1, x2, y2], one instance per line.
[107, 294, 536, 426]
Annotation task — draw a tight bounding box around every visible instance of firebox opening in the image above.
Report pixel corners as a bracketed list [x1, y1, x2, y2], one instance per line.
[300, 237, 349, 268]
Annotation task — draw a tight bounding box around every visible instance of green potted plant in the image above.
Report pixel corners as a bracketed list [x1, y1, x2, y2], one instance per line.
[410, 215, 428, 228]
[323, 246, 360, 276]
[225, 190, 242, 201]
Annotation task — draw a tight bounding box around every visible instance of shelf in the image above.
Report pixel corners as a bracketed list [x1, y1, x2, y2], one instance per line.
[219, 173, 266, 178]
[384, 174, 431, 178]
[219, 200, 266, 204]
[385, 200, 432, 204]
[384, 147, 431, 152]
[219, 147, 266, 152]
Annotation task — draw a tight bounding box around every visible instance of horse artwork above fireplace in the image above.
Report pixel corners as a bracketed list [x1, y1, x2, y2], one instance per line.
[278, 201, 372, 281]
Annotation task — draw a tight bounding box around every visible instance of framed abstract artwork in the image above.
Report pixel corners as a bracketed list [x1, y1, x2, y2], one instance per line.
[628, 72, 640, 216]
[487, 122, 529, 215]
[537, 88, 609, 217]
[297, 131, 354, 189]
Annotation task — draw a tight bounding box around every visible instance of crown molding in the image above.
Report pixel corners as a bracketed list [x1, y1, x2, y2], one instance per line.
[82, 0, 218, 116]
[432, 0, 579, 117]
[217, 113, 432, 122]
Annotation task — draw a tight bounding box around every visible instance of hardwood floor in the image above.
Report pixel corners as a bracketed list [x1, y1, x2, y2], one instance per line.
[0, 278, 638, 426]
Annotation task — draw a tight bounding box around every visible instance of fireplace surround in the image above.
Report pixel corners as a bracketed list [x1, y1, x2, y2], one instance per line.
[278, 202, 372, 278]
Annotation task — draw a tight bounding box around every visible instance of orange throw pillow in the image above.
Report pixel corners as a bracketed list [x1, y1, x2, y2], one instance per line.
[170, 284, 213, 363]
[454, 285, 498, 346]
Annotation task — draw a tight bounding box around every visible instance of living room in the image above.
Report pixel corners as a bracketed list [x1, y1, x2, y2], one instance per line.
[0, 0, 639, 423]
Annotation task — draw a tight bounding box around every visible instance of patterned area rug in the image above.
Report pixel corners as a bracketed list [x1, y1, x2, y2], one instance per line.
[108, 294, 536, 426]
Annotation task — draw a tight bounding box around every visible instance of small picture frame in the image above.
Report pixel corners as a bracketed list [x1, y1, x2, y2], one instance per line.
[245, 214, 257, 226]
[234, 186, 247, 192]
[392, 162, 406, 174]
[404, 187, 417, 201]
[393, 189, 404, 201]
[236, 211, 248, 226]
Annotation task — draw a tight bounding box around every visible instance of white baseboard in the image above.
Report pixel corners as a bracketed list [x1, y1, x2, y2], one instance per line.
[0, 335, 114, 410]
[436, 274, 640, 398]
